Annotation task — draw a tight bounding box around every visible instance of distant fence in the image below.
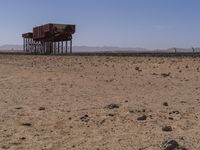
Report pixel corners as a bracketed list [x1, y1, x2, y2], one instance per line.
[1, 47, 200, 57]
[154, 47, 200, 54]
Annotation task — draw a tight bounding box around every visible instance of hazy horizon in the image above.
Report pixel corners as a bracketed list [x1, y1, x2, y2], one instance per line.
[0, 0, 200, 49]
[1, 44, 200, 53]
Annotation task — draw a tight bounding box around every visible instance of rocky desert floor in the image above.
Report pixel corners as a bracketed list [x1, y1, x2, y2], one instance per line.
[0, 54, 200, 150]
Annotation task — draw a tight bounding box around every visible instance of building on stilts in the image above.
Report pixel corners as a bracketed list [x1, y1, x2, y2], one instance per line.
[22, 23, 76, 54]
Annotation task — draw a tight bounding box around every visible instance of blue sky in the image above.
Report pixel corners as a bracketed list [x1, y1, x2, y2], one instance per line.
[0, 0, 200, 49]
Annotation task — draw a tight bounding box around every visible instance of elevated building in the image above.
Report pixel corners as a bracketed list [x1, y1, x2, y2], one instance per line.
[22, 23, 76, 54]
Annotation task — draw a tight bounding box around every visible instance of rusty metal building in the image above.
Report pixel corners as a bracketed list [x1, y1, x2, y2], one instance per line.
[22, 23, 76, 54]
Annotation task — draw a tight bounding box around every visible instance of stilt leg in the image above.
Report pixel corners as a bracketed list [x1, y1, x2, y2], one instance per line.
[58, 42, 60, 54]
[70, 39, 72, 54]
[66, 41, 68, 54]
[61, 41, 63, 54]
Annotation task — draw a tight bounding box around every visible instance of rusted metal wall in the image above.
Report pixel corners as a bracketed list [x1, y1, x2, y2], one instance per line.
[22, 32, 33, 38]
[22, 23, 75, 54]
[33, 24, 75, 41]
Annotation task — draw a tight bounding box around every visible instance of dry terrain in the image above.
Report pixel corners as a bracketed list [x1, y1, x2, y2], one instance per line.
[0, 54, 200, 150]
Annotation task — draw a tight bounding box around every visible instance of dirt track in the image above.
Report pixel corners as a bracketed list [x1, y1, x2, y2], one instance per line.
[0, 55, 200, 150]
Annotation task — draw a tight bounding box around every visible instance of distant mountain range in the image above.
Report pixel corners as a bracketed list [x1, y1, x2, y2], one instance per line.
[0, 45, 23, 51]
[73, 46, 149, 52]
[155, 48, 200, 53]
[0, 44, 200, 53]
[0, 45, 150, 52]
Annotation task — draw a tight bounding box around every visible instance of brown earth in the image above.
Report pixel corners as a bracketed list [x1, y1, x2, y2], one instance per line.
[0, 54, 200, 150]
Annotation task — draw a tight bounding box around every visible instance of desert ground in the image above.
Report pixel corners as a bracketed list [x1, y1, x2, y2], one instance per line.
[0, 54, 200, 150]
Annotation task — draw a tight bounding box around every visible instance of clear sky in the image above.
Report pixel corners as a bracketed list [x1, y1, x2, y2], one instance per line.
[0, 0, 200, 49]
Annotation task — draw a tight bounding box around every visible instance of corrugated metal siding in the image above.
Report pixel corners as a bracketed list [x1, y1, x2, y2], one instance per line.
[33, 24, 75, 41]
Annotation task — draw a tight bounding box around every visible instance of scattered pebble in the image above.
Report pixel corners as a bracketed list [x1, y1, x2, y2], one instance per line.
[38, 107, 45, 111]
[161, 73, 171, 77]
[124, 100, 129, 103]
[162, 126, 173, 132]
[161, 139, 188, 150]
[21, 123, 32, 127]
[47, 78, 52, 81]
[163, 102, 169, 107]
[169, 111, 180, 115]
[139, 148, 147, 150]
[105, 103, 120, 109]
[197, 67, 199, 72]
[15, 107, 23, 110]
[80, 115, 90, 122]
[108, 113, 115, 117]
[152, 73, 158, 75]
[2, 145, 10, 149]
[135, 66, 142, 72]
[19, 137, 26, 140]
[168, 117, 174, 120]
[99, 119, 106, 125]
[137, 115, 147, 121]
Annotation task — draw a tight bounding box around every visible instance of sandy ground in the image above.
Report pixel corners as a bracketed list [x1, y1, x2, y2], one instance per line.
[0, 54, 200, 150]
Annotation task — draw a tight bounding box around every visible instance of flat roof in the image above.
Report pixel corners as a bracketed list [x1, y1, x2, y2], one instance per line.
[22, 32, 33, 38]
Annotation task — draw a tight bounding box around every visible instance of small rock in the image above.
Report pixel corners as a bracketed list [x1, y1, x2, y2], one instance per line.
[12, 142, 21, 146]
[48, 78, 52, 81]
[105, 103, 120, 109]
[15, 107, 23, 110]
[80, 115, 89, 122]
[2, 145, 10, 149]
[162, 126, 173, 132]
[161, 140, 179, 150]
[100, 119, 106, 125]
[135, 66, 140, 70]
[135, 67, 142, 72]
[169, 111, 180, 115]
[161, 139, 188, 150]
[163, 102, 169, 107]
[19, 137, 26, 140]
[161, 73, 171, 78]
[21, 123, 32, 127]
[38, 107, 45, 111]
[137, 115, 147, 121]
[108, 114, 115, 117]
[173, 111, 180, 114]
